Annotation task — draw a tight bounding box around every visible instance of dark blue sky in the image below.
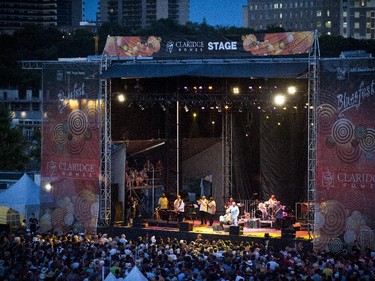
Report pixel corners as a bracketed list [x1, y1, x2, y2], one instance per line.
[84, 0, 246, 27]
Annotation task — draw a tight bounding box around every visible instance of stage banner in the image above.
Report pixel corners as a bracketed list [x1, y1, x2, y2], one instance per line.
[103, 31, 314, 59]
[40, 62, 101, 235]
[315, 58, 375, 253]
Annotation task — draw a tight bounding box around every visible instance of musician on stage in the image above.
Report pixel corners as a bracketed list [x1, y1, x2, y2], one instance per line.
[158, 192, 169, 221]
[224, 197, 234, 210]
[227, 201, 240, 226]
[174, 195, 185, 222]
[274, 201, 286, 229]
[266, 194, 278, 217]
[197, 195, 208, 225]
[207, 197, 216, 226]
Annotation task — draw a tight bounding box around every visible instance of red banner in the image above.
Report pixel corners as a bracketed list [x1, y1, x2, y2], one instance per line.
[103, 32, 314, 59]
[41, 62, 101, 235]
[315, 58, 375, 253]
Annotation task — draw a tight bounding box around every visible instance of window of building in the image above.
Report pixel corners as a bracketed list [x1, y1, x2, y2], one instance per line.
[317, 10, 322, 17]
[249, 4, 253, 10]
[317, 21, 322, 28]
[354, 32, 360, 38]
[274, 3, 279, 9]
[280, 3, 283, 8]
[355, 11, 360, 18]
[354, 22, 360, 29]
[354, 1, 360, 7]
[325, 21, 332, 28]
[280, 13, 283, 19]
[327, 10, 330, 17]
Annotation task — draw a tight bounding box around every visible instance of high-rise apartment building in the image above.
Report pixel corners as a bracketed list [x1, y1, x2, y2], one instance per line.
[243, 0, 375, 39]
[0, 0, 83, 34]
[99, 0, 189, 30]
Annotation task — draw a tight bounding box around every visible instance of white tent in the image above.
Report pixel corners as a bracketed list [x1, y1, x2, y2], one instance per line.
[0, 173, 40, 216]
[124, 266, 147, 281]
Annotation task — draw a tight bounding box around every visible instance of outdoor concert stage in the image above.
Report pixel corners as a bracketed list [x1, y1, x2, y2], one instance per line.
[106, 218, 313, 251]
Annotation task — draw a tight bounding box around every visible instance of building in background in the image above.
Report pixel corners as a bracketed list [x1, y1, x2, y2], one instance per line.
[0, 0, 83, 34]
[242, 0, 375, 39]
[99, 0, 189, 30]
[0, 88, 42, 142]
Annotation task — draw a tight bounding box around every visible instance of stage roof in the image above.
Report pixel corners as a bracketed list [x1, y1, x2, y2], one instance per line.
[100, 58, 309, 79]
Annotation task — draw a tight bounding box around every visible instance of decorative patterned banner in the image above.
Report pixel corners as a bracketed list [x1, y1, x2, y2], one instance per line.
[41, 62, 101, 235]
[103, 32, 314, 59]
[315, 58, 375, 252]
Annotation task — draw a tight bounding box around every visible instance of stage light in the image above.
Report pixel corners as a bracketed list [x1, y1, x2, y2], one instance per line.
[193, 112, 197, 118]
[211, 121, 215, 125]
[139, 105, 145, 110]
[45, 183, 52, 191]
[184, 105, 189, 112]
[224, 105, 229, 110]
[117, 93, 125, 102]
[161, 105, 166, 111]
[288, 86, 297, 95]
[232, 87, 240, 95]
[208, 86, 213, 90]
[278, 122, 281, 126]
[274, 94, 286, 106]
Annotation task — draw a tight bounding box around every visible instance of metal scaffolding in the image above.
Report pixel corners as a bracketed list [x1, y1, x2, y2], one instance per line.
[307, 31, 320, 238]
[222, 109, 233, 203]
[98, 55, 112, 227]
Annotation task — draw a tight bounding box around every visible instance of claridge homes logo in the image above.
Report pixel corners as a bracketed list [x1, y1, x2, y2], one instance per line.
[166, 40, 205, 53]
[166, 40, 238, 54]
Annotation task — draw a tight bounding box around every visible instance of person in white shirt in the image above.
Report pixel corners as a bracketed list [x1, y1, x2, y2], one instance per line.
[227, 201, 240, 226]
[174, 195, 185, 222]
[197, 195, 208, 225]
[207, 197, 217, 226]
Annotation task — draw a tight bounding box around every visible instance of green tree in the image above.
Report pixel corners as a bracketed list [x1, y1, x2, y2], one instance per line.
[0, 106, 28, 170]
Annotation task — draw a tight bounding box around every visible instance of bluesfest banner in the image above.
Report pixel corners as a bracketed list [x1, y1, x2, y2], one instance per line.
[315, 58, 375, 253]
[103, 31, 314, 59]
[41, 62, 101, 235]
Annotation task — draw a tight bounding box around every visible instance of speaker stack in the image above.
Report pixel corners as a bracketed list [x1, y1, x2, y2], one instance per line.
[229, 225, 243, 235]
[179, 222, 193, 231]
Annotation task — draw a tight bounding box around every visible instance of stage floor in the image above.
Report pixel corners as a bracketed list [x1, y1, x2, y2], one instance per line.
[112, 218, 312, 240]
[146, 219, 310, 239]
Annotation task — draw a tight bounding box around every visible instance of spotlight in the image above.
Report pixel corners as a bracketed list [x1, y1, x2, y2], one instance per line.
[274, 94, 286, 106]
[117, 94, 125, 102]
[288, 86, 297, 95]
[161, 105, 166, 111]
[184, 105, 189, 112]
[232, 87, 240, 95]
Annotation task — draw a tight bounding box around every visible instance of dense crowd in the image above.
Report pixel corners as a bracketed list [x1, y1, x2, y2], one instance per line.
[0, 229, 374, 281]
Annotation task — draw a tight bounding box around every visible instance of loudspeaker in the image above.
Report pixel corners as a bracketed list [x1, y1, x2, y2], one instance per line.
[212, 225, 223, 231]
[281, 228, 296, 238]
[229, 225, 243, 235]
[179, 222, 193, 231]
[247, 219, 260, 229]
[283, 216, 296, 229]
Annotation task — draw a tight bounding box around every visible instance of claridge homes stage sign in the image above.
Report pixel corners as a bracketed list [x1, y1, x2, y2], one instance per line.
[103, 32, 314, 59]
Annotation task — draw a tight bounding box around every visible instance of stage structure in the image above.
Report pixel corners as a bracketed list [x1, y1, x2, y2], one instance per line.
[99, 31, 317, 228]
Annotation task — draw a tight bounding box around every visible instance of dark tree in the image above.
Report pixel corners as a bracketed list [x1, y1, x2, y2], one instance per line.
[0, 106, 28, 170]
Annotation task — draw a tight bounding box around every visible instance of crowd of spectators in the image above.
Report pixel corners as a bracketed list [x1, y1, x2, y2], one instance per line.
[0, 228, 374, 281]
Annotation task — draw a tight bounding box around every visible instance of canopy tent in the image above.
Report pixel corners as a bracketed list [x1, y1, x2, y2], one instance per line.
[0, 173, 40, 216]
[100, 58, 309, 79]
[124, 266, 147, 281]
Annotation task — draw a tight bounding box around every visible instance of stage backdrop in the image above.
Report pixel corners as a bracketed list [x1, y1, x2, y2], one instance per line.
[315, 58, 375, 253]
[40, 62, 101, 235]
